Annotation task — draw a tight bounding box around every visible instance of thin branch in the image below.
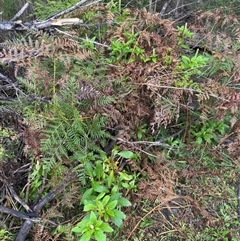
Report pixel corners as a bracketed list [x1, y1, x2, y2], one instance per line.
[0, 73, 27, 99]
[46, 0, 101, 20]
[161, 1, 200, 16]
[8, 186, 32, 213]
[0, 205, 38, 220]
[160, 0, 172, 17]
[10, 3, 29, 22]
[117, 130, 183, 150]
[140, 83, 230, 102]
[55, 28, 110, 48]
[33, 172, 77, 213]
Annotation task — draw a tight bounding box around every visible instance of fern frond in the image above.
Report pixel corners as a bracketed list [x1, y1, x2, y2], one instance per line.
[40, 100, 110, 163]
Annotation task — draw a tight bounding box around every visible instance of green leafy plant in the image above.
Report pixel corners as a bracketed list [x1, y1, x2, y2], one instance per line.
[179, 51, 209, 75]
[176, 24, 208, 90]
[72, 211, 113, 241]
[175, 49, 208, 90]
[108, 31, 157, 63]
[72, 150, 137, 241]
[177, 24, 194, 49]
[190, 119, 228, 145]
[136, 123, 148, 141]
[0, 229, 13, 241]
[0, 126, 19, 160]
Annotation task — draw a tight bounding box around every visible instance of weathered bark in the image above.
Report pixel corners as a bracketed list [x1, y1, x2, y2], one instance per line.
[15, 220, 34, 241]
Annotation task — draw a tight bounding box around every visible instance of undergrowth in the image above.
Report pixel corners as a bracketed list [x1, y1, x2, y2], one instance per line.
[0, 1, 240, 241]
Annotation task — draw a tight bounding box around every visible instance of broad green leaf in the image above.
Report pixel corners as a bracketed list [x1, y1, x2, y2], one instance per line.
[107, 209, 114, 217]
[120, 172, 132, 181]
[111, 209, 126, 227]
[111, 185, 119, 195]
[106, 200, 118, 210]
[84, 203, 97, 212]
[92, 181, 108, 193]
[99, 222, 114, 232]
[102, 195, 111, 206]
[182, 55, 190, 64]
[81, 188, 93, 204]
[196, 137, 202, 145]
[110, 192, 121, 201]
[96, 200, 104, 210]
[104, 213, 110, 221]
[71, 226, 82, 233]
[95, 161, 103, 179]
[118, 150, 134, 159]
[80, 231, 92, 241]
[96, 192, 106, 200]
[121, 182, 130, 188]
[118, 197, 131, 207]
[94, 230, 106, 241]
[89, 211, 97, 223]
[107, 170, 115, 188]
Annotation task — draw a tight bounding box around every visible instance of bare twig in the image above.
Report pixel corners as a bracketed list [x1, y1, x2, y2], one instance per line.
[160, 0, 172, 17]
[46, 0, 100, 20]
[10, 3, 29, 22]
[117, 130, 183, 150]
[55, 28, 110, 48]
[161, 1, 200, 17]
[8, 186, 32, 213]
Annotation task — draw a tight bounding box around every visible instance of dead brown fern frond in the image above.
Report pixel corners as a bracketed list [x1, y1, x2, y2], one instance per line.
[32, 225, 53, 241]
[195, 8, 239, 31]
[0, 32, 92, 76]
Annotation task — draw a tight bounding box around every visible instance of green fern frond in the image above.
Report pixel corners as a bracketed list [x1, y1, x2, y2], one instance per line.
[40, 100, 110, 163]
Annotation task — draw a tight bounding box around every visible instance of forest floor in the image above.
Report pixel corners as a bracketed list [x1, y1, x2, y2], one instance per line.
[1, 3, 240, 241]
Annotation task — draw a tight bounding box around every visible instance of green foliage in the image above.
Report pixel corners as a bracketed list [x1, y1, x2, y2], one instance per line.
[108, 32, 157, 64]
[0, 125, 19, 160]
[40, 100, 109, 163]
[72, 211, 113, 241]
[180, 52, 209, 74]
[72, 150, 137, 241]
[177, 24, 194, 49]
[136, 123, 148, 141]
[2, 2, 240, 241]
[175, 26, 208, 91]
[0, 229, 13, 241]
[33, 0, 79, 20]
[190, 119, 229, 145]
[207, 55, 234, 83]
[0, 0, 17, 20]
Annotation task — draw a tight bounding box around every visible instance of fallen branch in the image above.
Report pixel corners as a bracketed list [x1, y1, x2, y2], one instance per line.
[10, 3, 30, 22]
[14, 171, 77, 241]
[0, 0, 101, 31]
[0, 170, 77, 241]
[0, 205, 38, 220]
[117, 130, 183, 150]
